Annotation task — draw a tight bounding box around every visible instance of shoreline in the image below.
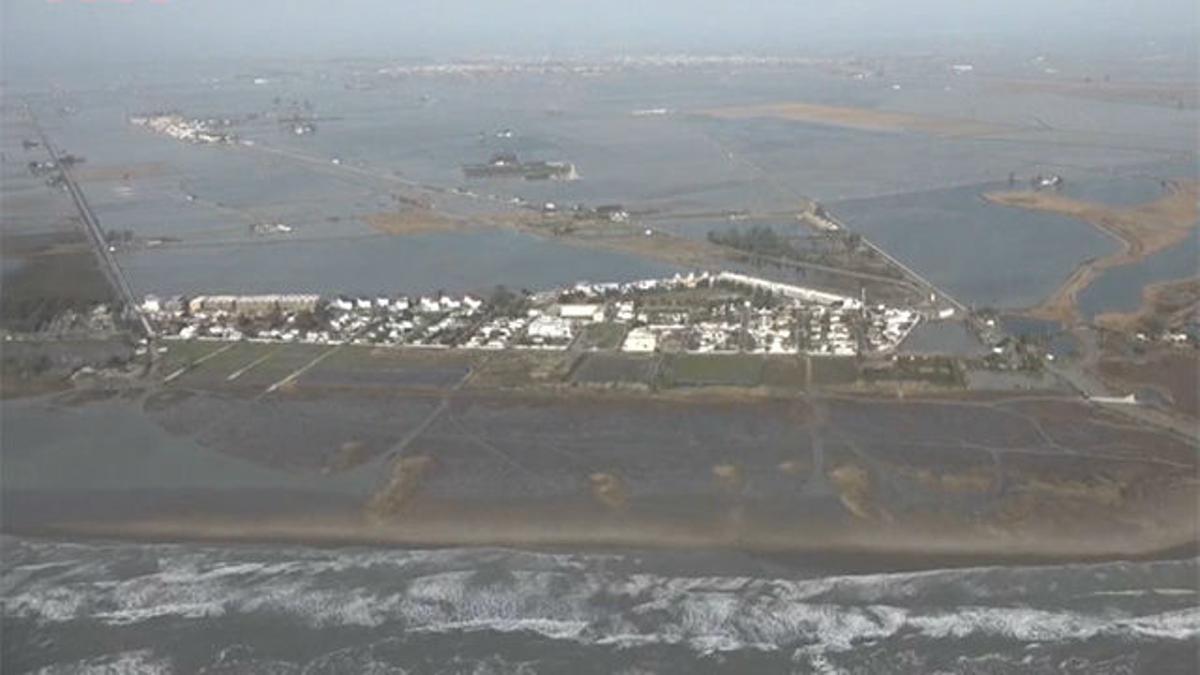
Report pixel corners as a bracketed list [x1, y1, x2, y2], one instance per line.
[1093, 275, 1200, 333]
[6, 516, 1197, 575]
[4, 483, 1197, 571]
[984, 179, 1199, 325]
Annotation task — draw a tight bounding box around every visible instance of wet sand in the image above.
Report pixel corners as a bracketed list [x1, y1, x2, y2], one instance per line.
[4, 482, 1196, 565]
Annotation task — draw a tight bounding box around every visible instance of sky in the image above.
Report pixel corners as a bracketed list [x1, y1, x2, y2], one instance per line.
[3, 0, 1197, 71]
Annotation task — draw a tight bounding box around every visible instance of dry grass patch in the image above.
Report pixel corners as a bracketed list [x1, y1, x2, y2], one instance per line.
[365, 209, 470, 235]
[702, 102, 1010, 137]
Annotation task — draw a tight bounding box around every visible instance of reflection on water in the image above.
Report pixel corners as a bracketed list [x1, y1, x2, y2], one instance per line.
[898, 320, 987, 356]
[1080, 229, 1199, 320]
[119, 228, 683, 297]
[1061, 173, 1167, 207]
[834, 183, 1120, 310]
[999, 315, 1079, 357]
[0, 397, 374, 494]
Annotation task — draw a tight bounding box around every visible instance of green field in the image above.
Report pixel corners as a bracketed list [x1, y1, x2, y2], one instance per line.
[810, 356, 860, 386]
[862, 356, 964, 387]
[661, 353, 765, 387]
[571, 353, 657, 385]
[467, 351, 578, 388]
[155, 340, 875, 394]
[759, 358, 808, 388]
[156, 340, 231, 373]
[576, 323, 629, 351]
[316, 344, 472, 372]
[164, 341, 330, 388]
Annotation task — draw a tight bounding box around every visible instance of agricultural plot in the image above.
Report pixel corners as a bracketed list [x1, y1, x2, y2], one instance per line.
[660, 353, 765, 387]
[570, 353, 658, 386]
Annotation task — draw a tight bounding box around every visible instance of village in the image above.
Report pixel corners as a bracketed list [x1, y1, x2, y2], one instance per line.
[139, 271, 922, 357]
[129, 113, 238, 145]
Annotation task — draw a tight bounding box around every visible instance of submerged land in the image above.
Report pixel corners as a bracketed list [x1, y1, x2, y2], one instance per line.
[701, 101, 1013, 138]
[985, 179, 1199, 325]
[1, 49, 1197, 564]
[5, 342, 1197, 559]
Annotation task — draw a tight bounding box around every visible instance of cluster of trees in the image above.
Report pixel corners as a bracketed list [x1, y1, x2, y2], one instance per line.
[0, 297, 114, 333]
[232, 306, 331, 334]
[487, 285, 532, 317]
[749, 287, 781, 309]
[707, 225, 798, 259]
[707, 225, 904, 279]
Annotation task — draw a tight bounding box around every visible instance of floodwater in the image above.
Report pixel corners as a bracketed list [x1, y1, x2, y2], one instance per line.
[1079, 229, 1200, 320]
[3, 387, 1199, 672]
[0, 396, 375, 494]
[1061, 172, 1169, 206]
[5, 56, 1199, 673]
[12, 62, 1186, 304]
[119, 229, 682, 297]
[833, 182, 1121, 310]
[898, 320, 987, 356]
[999, 315, 1080, 357]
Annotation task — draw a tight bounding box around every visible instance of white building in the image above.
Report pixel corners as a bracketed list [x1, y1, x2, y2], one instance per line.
[558, 304, 605, 322]
[526, 316, 573, 342]
[716, 272, 861, 309]
[622, 327, 658, 353]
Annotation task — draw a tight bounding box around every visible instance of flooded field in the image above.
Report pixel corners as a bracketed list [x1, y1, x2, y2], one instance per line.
[119, 229, 682, 297]
[1080, 229, 1200, 319]
[2, 338, 1195, 561]
[834, 182, 1121, 309]
[10, 60, 1191, 307]
[3, 44, 1199, 672]
[898, 320, 988, 356]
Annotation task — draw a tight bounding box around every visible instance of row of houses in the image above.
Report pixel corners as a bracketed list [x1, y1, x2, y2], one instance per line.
[142, 271, 919, 356]
[178, 294, 321, 317]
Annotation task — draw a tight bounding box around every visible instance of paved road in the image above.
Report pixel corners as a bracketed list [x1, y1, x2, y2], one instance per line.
[823, 210, 969, 316]
[30, 110, 155, 339]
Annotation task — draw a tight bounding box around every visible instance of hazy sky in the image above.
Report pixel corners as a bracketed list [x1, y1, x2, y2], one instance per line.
[3, 0, 1197, 70]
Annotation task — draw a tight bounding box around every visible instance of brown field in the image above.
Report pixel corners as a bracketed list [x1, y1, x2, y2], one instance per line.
[1098, 351, 1199, 418]
[985, 179, 1199, 324]
[364, 208, 470, 235]
[700, 101, 1011, 137]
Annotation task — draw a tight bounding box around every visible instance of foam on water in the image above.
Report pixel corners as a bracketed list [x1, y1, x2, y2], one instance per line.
[4, 537, 1197, 664]
[31, 649, 173, 675]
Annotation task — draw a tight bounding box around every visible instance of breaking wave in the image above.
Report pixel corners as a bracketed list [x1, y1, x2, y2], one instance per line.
[3, 537, 1197, 672]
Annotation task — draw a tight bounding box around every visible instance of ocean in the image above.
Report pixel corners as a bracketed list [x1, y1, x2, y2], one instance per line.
[2, 537, 1197, 673]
